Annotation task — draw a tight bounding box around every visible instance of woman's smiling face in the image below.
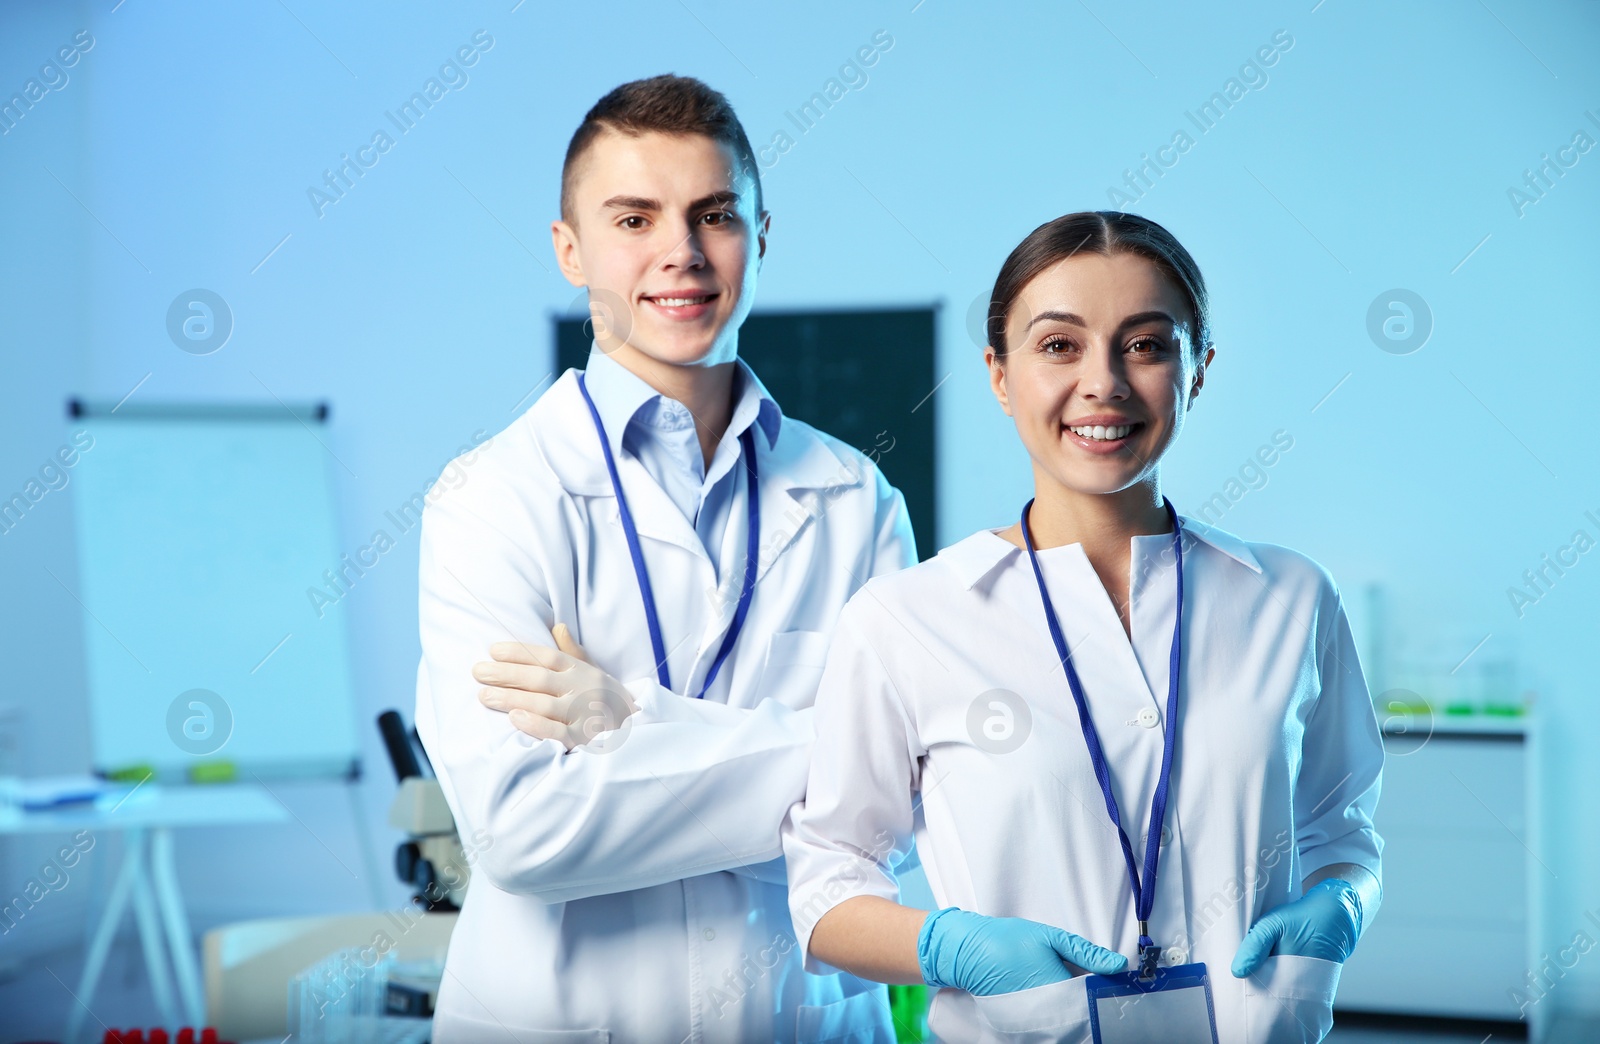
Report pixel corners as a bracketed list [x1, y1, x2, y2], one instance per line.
[987, 250, 1213, 498]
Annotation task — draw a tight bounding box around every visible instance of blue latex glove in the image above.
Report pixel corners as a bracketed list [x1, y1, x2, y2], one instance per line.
[1231, 878, 1364, 978]
[917, 907, 1128, 996]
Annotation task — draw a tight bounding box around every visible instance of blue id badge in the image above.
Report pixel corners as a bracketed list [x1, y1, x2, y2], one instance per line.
[1085, 962, 1219, 1044]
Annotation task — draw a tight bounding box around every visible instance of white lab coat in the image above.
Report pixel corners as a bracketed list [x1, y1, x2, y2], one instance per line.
[414, 366, 914, 1043]
[783, 520, 1384, 1044]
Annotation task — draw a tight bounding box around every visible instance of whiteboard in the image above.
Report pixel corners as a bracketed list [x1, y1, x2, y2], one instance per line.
[70, 406, 360, 781]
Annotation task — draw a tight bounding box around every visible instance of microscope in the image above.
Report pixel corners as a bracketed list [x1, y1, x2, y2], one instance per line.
[377, 710, 467, 911]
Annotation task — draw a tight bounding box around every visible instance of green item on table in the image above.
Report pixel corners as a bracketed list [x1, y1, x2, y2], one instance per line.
[188, 759, 237, 783]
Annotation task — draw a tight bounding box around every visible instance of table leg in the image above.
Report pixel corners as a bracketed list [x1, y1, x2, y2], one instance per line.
[129, 851, 179, 1028]
[150, 826, 205, 1027]
[66, 827, 143, 1044]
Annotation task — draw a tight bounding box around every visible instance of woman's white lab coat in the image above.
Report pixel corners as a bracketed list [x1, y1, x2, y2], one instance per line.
[783, 520, 1384, 1044]
[414, 366, 914, 1043]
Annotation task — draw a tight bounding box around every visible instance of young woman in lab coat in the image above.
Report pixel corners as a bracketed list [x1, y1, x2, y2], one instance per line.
[783, 212, 1384, 1043]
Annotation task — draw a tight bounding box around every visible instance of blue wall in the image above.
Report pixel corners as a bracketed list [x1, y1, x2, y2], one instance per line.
[2, 0, 1597, 1028]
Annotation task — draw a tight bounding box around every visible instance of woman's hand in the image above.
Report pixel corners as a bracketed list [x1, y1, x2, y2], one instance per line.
[473, 623, 638, 750]
[1231, 878, 1364, 977]
[918, 907, 1128, 996]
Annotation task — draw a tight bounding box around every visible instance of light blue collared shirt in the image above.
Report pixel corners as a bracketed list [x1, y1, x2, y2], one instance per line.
[580, 345, 781, 579]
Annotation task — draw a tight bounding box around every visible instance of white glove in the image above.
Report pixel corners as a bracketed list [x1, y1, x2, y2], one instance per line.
[473, 623, 639, 751]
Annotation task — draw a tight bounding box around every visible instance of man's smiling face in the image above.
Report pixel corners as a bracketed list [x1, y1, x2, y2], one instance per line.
[553, 129, 768, 371]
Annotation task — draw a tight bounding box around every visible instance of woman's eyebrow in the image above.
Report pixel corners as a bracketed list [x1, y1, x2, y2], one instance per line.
[1119, 310, 1177, 328]
[1024, 309, 1178, 330]
[1025, 309, 1086, 329]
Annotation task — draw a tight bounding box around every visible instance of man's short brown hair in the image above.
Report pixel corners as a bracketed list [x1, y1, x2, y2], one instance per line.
[560, 74, 763, 224]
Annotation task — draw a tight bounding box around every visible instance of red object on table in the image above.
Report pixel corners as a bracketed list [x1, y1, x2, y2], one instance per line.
[101, 1029, 230, 1044]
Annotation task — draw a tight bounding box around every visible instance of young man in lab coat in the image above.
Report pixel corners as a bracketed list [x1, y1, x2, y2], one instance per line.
[413, 75, 915, 1043]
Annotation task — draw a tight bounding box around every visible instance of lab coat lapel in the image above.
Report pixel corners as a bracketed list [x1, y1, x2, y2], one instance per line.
[539, 370, 864, 574]
[540, 371, 869, 687]
[610, 456, 708, 559]
[752, 418, 870, 586]
[537, 370, 709, 561]
[1028, 543, 1161, 716]
[690, 417, 871, 671]
[1127, 532, 1180, 719]
[939, 530, 1163, 716]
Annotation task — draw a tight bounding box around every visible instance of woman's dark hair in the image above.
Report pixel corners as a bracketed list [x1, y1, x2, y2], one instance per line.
[985, 211, 1211, 358]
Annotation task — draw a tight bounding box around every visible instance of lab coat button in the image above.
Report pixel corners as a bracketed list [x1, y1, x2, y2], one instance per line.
[1136, 708, 1159, 728]
[703, 928, 716, 940]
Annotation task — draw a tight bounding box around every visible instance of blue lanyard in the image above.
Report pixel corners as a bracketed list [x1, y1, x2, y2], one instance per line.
[1020, 497, 1184, 978]
[576, 372, 759, 699]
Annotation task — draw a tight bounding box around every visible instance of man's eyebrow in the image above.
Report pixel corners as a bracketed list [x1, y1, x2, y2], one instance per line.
[690, 191, 740, 210]
[598, 191, 741, 213]
[1024, 309, 1178, 330]
[600, 195, 660, 211]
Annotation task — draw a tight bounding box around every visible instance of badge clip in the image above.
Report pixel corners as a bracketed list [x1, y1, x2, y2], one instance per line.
[1137, 921, 1161, 981]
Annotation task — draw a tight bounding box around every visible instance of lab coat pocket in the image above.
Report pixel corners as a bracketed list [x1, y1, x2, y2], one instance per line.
[971, 974, 1091, 1042]
[1242, 954, 1341, 1043]
[795, 979, 898, 1042]
[762, 629, 833, 707]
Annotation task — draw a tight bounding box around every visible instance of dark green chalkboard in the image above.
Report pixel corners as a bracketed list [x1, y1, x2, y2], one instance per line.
[555, 308, 937, 560]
